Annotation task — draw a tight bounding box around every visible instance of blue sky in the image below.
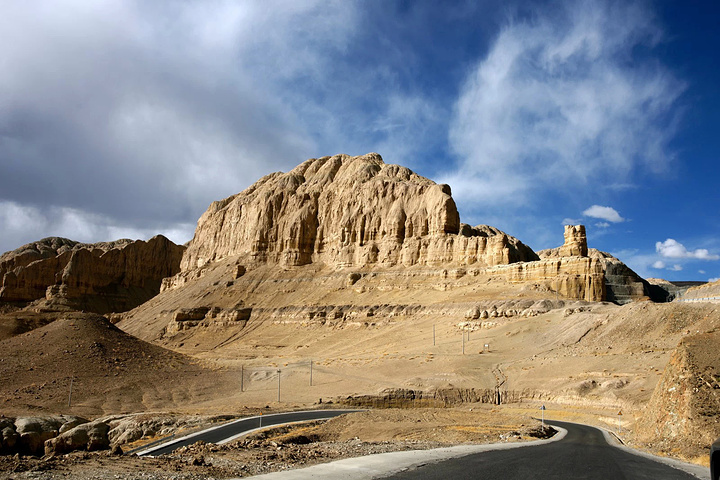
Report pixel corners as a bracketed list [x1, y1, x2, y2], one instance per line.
[0, 0, 718, 281]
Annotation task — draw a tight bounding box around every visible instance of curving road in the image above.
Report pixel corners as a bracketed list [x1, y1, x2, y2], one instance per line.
[381, 420, 703, 480]
[136, 409, 360, 457]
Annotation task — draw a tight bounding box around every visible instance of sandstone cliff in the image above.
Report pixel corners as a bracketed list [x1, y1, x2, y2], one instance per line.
[536, 225, 650, 304]
[180, 153, 538, 272]
[0, 235, 185, 313]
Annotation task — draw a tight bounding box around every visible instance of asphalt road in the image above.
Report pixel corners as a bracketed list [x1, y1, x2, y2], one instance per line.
[137, 409, 360, 456]
[382, 420, 701, 480]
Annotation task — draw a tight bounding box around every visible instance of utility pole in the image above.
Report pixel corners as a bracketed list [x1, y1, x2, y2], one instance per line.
[241, 365, 244, 392]
[277, 369, 281, 403]
[68, 376, 74, 408]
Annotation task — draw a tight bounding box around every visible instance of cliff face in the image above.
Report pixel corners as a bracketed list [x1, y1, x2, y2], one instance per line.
[489, 257, 606, 302]
[537, 226, 649, 304]
[181, 153, 538, 271]
[0, 235, 185, 313]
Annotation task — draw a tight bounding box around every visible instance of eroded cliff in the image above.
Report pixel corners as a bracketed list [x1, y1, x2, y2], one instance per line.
[0, 235, 185, 313]
[181, 153, 538, 271]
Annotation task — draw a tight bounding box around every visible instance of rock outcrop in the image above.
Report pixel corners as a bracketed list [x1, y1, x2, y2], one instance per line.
[537, 229, 649, 304]
[559, 225, 588, 257]
[44, 420, 110, 455]
[488, 256, 606, 302]
[180, 153, 538, 271]
[5, 415, 88, 456]
[636, 331, 720, 458]
[0, 235, 185, 313]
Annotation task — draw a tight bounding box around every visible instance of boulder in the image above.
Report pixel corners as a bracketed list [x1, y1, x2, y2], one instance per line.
[1, 425, 19, 453]
[44, 420, 110, 455]
[11, 416, 89, 456]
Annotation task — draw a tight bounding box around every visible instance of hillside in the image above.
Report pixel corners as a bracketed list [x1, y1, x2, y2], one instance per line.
[0, 311, 233, 416]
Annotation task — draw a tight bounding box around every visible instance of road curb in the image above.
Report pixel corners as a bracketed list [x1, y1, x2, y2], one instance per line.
[134, 409, 361, 457]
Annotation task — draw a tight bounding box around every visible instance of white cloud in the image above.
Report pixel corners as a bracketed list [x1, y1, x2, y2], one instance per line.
[562, 218, 581, 226]
[699, 270, 706, 274]
[669, 264, 683, 271]
[583, 205, 624, 223]
[710, 278, 720, 283]
[444, 1, 683, 209]
[595, 222, 611, 229]
[656, 239, 720, 260]
[652, 261, 665, 269]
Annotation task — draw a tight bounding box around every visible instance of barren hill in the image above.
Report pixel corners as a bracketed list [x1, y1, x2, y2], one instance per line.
[182, 152, 538, 271]
[0, 311, 232, 416]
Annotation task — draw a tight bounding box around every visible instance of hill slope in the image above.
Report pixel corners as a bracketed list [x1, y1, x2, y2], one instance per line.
[0, 312, 233, 416]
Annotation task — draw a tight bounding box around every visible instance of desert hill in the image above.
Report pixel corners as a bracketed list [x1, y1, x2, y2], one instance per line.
[0, 311, 232, 416]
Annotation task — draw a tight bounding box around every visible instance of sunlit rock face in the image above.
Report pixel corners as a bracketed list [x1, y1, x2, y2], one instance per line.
[559, 225, 588, 257]
[181, 153, 538, 271]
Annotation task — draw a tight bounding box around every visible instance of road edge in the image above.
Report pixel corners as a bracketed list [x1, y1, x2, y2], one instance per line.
[599, 427, 709, 480]
[236, 427, 568, 480]
[134, 409, 361, 457]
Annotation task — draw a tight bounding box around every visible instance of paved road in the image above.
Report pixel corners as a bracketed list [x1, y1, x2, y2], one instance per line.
[137, 409, 360, 457]
[382, 420, 702, 480]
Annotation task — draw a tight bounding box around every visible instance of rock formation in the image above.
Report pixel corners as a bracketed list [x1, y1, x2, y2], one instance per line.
[537, 229, 650, 304]
[180, 153, 538, 272]
[636, 331, 720, 458]
[0, 235, 185, 313]
[163, 155, 653, 305]
[559, 225, 588, 257]
[488, 256, 606, 302]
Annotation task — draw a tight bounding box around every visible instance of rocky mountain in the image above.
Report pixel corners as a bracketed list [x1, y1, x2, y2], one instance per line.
[117, 154, 656, 354]
[181, 153, 538, 271]
[0, 235, 185, 313]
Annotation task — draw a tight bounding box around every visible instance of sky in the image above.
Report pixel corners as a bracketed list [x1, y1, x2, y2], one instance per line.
[1, 0, 719, 282]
